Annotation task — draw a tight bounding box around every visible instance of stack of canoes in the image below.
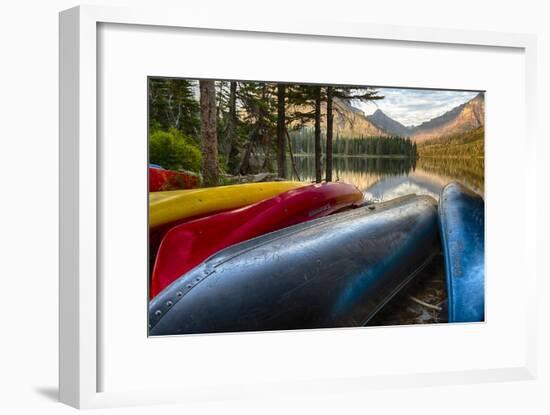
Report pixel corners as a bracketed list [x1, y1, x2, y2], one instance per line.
[148, 180, 310, 259]
[150, 181, 364, 298]
[148, 169, 485, 335]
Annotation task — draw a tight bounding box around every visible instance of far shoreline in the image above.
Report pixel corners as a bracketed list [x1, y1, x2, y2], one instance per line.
[291, 153, 484, 160]
[292, 153, 415, 159]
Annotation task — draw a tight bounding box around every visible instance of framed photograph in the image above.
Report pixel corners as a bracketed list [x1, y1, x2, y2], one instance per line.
[59, 4, 538, 409]
[146, 78, 484, 336]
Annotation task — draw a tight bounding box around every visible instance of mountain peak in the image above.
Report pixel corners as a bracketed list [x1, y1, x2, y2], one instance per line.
[367, 109, 411, 137]
[473, 92, 485, 102]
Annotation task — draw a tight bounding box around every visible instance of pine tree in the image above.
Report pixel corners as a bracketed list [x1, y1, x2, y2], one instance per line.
[314, 86, 322, 183]
[199, 80, 219, 186]
[276, 83, 287, 178]
[219, 81, 238, 166]
[326, 86, 334, 182]
[148, 78, 200, 139]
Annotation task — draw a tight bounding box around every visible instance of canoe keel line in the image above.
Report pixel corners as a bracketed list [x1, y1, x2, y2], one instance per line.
[149, 195, 439, 336]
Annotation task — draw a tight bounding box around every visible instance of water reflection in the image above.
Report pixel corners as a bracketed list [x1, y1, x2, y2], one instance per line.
[287, 155, 484, 201]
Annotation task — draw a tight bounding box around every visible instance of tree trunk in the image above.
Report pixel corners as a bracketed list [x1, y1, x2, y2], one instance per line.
[314, 86, 322, 183]
[262, 135, 272, 171]
[276, 84, 287, 178]
[285, 127, 302, 181]
[222, 81, 237, 165]
[239, 128, 256, 175]
[240, 83, 268, 175]
[326, 86, 334, 182]
[258, 83, 271, 173]
[199, 80, 219, 186]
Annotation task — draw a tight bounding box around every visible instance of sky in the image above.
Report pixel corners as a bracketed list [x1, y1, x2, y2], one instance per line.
[352, 88, 479, 127]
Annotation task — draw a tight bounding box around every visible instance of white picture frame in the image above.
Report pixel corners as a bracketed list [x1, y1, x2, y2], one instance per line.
[59, 4, 538, 409]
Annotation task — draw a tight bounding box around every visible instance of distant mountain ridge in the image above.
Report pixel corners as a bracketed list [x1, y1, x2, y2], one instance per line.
[290, 97, 388, 137]
[367, 109, 411, 137]
[409, 93, 484, 142]
[365, 93, 484, 142]
[292, 93, 484, 143]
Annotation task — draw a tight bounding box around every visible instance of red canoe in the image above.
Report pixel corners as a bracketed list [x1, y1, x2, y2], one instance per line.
[150, 182, 363, 298]
[149, 166, 199, 191]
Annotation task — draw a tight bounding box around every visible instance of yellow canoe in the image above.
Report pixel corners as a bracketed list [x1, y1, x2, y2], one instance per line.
[149, 181, 306, 228]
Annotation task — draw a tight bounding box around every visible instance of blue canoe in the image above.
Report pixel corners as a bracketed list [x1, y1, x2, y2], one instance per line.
[439, 182, 485, 323]
[149, 194, 439, 336]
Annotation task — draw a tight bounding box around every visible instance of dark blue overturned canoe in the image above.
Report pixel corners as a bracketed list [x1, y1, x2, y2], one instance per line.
[439, 182, 485, 323]
[149, 195, 439, 336]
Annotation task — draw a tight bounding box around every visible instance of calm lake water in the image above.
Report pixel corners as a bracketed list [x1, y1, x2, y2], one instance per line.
[287, 155, 484, 200]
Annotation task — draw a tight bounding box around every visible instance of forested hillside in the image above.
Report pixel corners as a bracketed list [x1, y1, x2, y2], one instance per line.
[417, 127, 484, 158]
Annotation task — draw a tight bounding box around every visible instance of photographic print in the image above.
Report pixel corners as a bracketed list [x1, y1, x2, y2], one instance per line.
[147, 78, 485, 336]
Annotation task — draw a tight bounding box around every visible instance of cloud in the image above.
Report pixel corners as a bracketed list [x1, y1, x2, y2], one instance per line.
[353, 88, 479, 127]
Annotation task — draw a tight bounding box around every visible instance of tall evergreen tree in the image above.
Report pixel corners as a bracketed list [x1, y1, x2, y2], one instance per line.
[219, 81, 238, 166]
[277, 83, 287, 178]
[314, 86, 322, 183]
[199, 80, 219, 186]
[148, 78, 200, 139]
[238, 82, 277, 175]
[326, 86, 334, 182]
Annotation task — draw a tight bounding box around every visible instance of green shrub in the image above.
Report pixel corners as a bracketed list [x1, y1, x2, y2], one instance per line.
[149, 129, 202, 172]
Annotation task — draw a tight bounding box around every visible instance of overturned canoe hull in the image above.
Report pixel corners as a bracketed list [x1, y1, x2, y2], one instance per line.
[439, 182, 485, 323]
[149, 166, 199, 191]
[150, 182, 364, 298]
[149, 181, 305, 228]
[149, 195, 439, 336]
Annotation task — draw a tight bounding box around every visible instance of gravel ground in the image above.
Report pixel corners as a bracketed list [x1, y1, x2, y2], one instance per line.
[368, 251, 448, 326]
